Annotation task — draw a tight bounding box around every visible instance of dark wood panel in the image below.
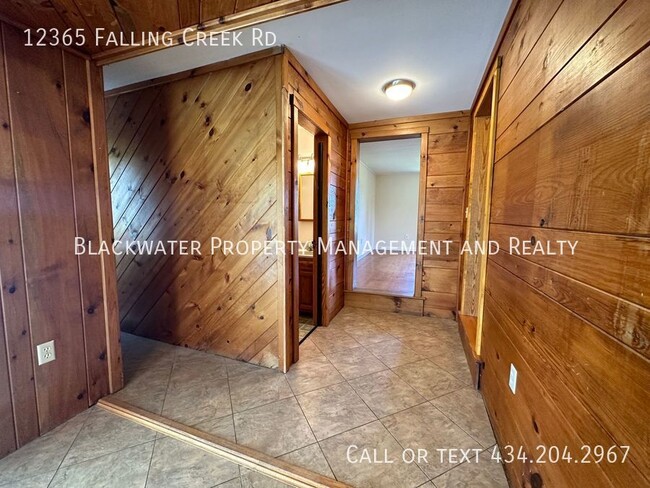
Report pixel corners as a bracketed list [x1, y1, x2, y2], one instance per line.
[63, 52, 110, 404]
[0, 295, 17, 456]
[0, 0, 343, 62]
[200, 0, 238, 20]
[108, 0, 182, 33]
[4, 28, 88, 434]
[87, 62, 124, 394]
[179, 0, 200, 26]
[0, 23, 119, 456]
[0, 24, 40, 447]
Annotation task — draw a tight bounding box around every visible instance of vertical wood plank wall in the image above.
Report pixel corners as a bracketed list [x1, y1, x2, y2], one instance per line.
[477, 0, 650, 486]
[106, 55, 283, 368]
[347, 113, 470, 318]
[0, 22, 120, 457]
[284, 52, 348, 326]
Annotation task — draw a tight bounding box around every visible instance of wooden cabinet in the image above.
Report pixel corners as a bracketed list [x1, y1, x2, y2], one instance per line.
[299, 256, 314, 314]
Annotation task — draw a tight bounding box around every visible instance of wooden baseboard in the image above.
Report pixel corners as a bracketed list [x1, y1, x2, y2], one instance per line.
[458, 314, 483, 389]
[344, 291, 424, 315]
[98, 398, 351, 488]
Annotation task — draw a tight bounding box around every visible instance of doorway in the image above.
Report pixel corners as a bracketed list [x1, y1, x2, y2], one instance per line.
[458, 60, 500, 357]
[348, 132, 427, 299]
[292, 111, 326, 350]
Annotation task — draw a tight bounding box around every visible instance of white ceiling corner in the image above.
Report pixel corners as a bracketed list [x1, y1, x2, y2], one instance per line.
[103, 0, 510, 124]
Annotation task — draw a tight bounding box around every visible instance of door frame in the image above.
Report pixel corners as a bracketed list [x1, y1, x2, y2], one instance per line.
[346, 127, 429, 298]
[457, 59, 501, 355]
[288, 94, 329, 364]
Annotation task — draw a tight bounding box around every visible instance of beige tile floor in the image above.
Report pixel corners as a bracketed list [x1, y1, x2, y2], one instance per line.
[0, 307, 508, 488]
[0, 406, 288, 488]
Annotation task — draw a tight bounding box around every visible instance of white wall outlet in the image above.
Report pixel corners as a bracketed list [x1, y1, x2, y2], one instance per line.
[509, 364, 517, 394]
[36, 340, 56, 366]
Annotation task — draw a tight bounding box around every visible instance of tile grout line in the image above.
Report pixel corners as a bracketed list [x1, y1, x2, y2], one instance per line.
[139, 437, 156, 488]
[224, 359, 239, 445]
[285, 379, 340, 480]
[158, 344, 181, 418]
[118, 310, 498, 487]
[50, 438, 157, 472]
[330, 313, 471, 483]
[428, 395, 494, 451]
[45, 408, 96, 488]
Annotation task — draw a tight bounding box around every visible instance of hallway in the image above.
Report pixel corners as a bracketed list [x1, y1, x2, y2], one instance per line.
[103, 307, 503, 487]
[355, 254, 417, 296]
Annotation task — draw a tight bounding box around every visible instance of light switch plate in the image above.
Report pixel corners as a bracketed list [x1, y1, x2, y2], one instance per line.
[509, 363, 517, 394]
[36, 340, 56, 366]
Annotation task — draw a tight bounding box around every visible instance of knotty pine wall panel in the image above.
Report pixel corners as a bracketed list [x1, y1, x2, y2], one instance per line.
[348, 113, 470, 318]
[106, 55, 282, 368]
[477, 0, 650, 486]
[0, 22, 120, 457]
[285, 52, 348, 324]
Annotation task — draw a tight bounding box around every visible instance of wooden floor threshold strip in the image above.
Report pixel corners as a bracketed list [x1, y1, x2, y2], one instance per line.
[98, 397, 351, 488]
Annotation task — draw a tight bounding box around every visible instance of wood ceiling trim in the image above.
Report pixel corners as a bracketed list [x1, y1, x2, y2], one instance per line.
[104, 45, 284, 97]
[348, 110, 470, 130]
[92, 0, 346, 66]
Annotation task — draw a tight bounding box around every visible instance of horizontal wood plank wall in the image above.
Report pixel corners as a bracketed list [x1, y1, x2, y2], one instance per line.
[477, 0, 650, 486]
[106, 55, 282, 368]
[348, 112, 470, 319]
[284, 52, 348, 326]
[0, 22, 119, 457]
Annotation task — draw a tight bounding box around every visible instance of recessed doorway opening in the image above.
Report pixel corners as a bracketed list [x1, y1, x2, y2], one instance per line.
[352, 136, 423, 297]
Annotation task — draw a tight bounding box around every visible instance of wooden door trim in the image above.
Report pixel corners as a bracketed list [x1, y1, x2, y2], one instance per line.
[414, 131, 429, 297]
[346, 128, 429, 297]
[315, 133, 329, 327]
[287, 95, 329, 366]
[458, 59, 501, 356]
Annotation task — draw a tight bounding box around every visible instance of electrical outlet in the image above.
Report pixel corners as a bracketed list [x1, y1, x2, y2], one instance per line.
[36, 340, 56, 366]
[509, 364, 517, 394]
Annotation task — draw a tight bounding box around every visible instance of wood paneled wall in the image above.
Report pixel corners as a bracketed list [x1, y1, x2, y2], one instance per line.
[348, 112, 470, 318]
[477, 0, 650, 486]
[107, 53, 283, 368]
[0, 22, 121, 457]
[106, 49, 346, 369]
[284, 52, 348, 327]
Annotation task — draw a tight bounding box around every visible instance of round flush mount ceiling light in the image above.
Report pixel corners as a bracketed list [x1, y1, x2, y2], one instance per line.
[382, 79, 416, 101]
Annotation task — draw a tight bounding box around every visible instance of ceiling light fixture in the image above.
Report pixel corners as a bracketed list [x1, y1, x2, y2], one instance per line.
[382, 79, 416, 101]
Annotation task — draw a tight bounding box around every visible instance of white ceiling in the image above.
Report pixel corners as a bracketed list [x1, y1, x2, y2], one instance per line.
[360, 138, 421, 174]
[104, 0, 510, 123]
